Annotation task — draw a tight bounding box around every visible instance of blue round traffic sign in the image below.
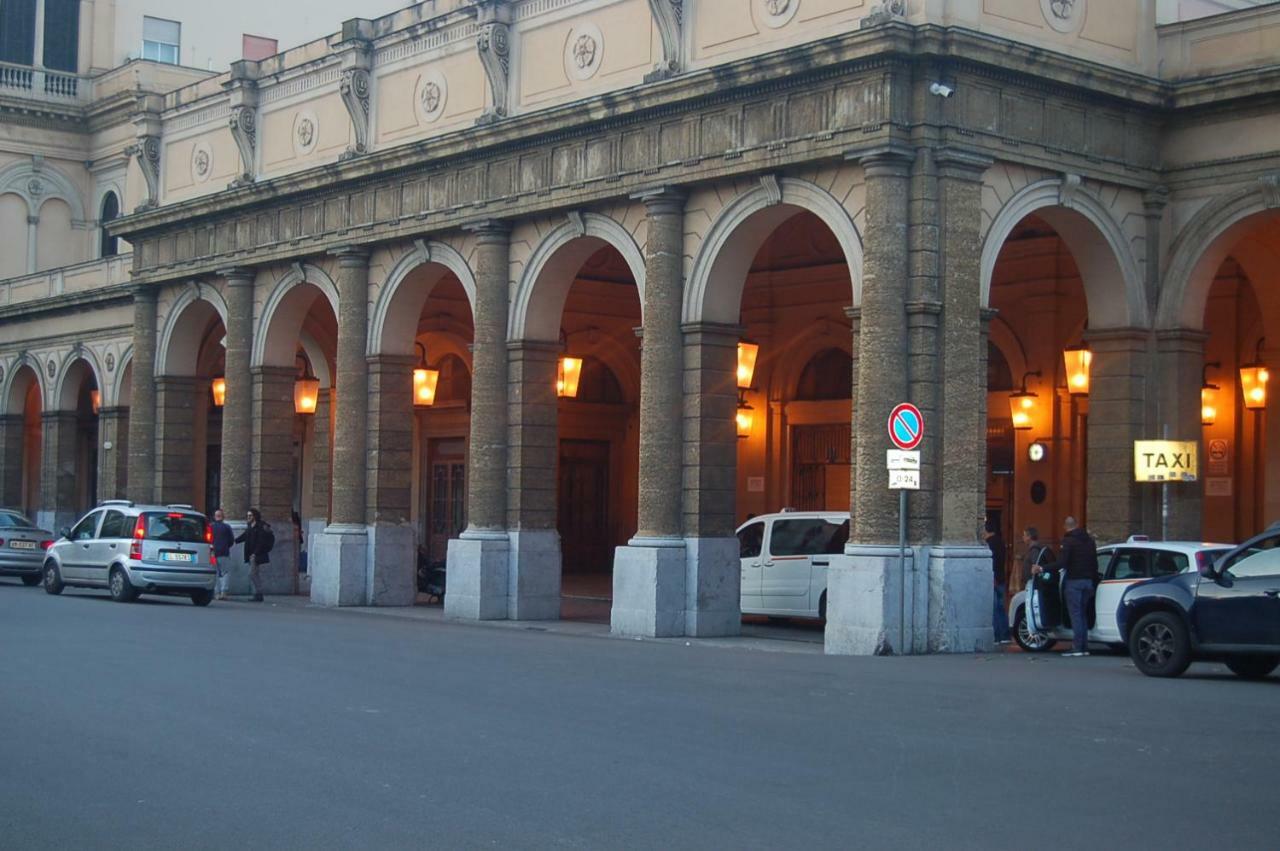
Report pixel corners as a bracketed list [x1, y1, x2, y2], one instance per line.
[888, 403, 924, 451]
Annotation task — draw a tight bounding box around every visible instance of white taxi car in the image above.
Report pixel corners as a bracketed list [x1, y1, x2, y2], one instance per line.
[736, 511, 848, 620]
[1008, 536, 1232, 652]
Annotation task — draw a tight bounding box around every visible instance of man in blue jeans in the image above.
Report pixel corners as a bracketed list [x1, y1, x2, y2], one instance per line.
[1052, 516, 1099, 657]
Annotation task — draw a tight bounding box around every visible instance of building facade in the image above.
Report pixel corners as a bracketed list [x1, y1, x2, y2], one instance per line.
[1, 0, 1277, 654]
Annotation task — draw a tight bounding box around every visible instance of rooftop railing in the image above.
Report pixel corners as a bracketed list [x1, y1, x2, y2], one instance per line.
[0, 61, 92, 106]
[0, 254, 131, 309]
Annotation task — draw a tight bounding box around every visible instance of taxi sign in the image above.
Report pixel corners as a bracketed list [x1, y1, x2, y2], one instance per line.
[887, 403, 924, 451]
[1134, 440, 1198, 483]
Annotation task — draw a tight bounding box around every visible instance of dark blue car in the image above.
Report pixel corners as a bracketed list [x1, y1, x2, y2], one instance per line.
[1119, 523, 1280, 678]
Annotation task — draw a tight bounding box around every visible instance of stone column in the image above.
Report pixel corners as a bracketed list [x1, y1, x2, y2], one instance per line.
[126, 285, 158, 504]
[503, 340, 562, 619]
[364, 354, 416, 605]
[312, 246, 372, 606]
[827, 145, 916, 657]
[249, 365, 297, 594]
[613, 188, 693, 637]
[680, 321, 741, 637]
[0, 414, 23, 509]
[925, 148, 995, 654]
[219, 268, 255, 517]
[447, 222, 516, 620]
[1265, 341, 1280, 526]
[154, 376, 199, 505]
[1155, 330, 1207, 541]
[308, 388, 332, 543]
[39, 411, 78, 533]
[1086, 328, 1150, 544]
[96, 407, 129, 500]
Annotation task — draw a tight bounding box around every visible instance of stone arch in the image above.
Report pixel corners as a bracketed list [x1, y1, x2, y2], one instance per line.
[0, 160, 86, 221]
[299, 330, 333, 389]
[54, 349, 104, 412]
[252, 263, 340, 368]
[1158, 183, 1280, 331]
[767, 320, 854, 403]
[113, 347, 133, 408]
[510, 212, 646, 341]
[684, 177, 864, 325]
[158, 282, 230, 376]
[981, 178, 1146, 329]
[370, 240, 478, 356]
[2, 354, 44, 416]
[566, 328, 642, 404]
[987, 316, 1030, 392]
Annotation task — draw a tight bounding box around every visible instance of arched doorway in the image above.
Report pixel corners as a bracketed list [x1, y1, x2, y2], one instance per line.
[100, 191, 120, 258]
[2, 363, 43, 519]
[50, 356, 100, 532]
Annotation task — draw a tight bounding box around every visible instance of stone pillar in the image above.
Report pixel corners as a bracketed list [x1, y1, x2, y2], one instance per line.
[1155, 330, 1207, 541]
[219, 268, 255, 517]
[613, 187, 693, 637]
[308, 388, 332, 543]
[249, 365, 297, 594]
[126, 285, 158, 503]
[39, 412, 78, 533]
[312, 246, 371, 606]
[96, 407, 129, 501]
[679, 321, 741, 637]
[364, 354, 416, 606]
[1266, 342, 1280, 527]
[154, 376, 199, 505]
[503, 340, 562, 620]
[447, 222, 515, 620]
[0, 414, 23, 509]
[827, 145, 917, 657]
[925, 148, 995, 654]
[1086, 328, 1150, 544]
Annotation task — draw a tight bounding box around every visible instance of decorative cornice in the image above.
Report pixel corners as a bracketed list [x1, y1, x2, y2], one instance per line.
[126, 136, 161, 212]
[338, 69, 372, 160]
[644, 0, 684, 82]
[475, 0, 512, 125]
[228, 106, 257, 187]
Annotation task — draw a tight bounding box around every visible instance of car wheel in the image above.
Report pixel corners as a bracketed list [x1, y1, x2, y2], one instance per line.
[109, 567, 137, 603]
[42, 562, 64, 595]
[190, 589, 213, 607]
[21, 574, 41, 586]
[1225, 656, 1279, 680]
[1013, 608, 1057, 653]
[1128, 611, 1191, 678]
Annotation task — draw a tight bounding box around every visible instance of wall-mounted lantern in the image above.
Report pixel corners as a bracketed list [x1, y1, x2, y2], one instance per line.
[1201, 361, 1221, 427]
[1009, 370, 1041, 430]
[737, 340, 759, 390]
[557, 356, 583, 399]
[413, 341, 440, 407]
[1062, 344, 1092, 396]
[1240, 338, 1269, 411]
[211, 376, 227, 408]
[294, 354, 319, 415]
[90, 389, 101, 415]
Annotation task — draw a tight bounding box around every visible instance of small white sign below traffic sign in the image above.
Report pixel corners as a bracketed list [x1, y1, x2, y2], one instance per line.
[889, 469, 920, 490]
[887, 450, 920, 471]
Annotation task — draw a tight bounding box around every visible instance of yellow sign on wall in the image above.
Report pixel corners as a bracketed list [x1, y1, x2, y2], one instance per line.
[1134, 441, 1198, 483]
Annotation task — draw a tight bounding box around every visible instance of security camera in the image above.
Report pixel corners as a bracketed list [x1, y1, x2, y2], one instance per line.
[929, 82, 954, 98]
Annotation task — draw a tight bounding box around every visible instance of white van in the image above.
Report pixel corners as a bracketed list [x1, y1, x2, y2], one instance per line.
[736, 511, 849, 620]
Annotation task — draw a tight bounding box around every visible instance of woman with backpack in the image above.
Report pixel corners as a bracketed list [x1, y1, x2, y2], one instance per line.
[235, 508, 274, 602]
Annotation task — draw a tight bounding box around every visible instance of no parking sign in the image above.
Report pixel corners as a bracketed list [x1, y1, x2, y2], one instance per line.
[887, 403, 924, 451]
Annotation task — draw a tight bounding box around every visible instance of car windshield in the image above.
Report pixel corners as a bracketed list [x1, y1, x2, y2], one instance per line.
[143, 513, 207, 543]
[0, 511, 35, 528]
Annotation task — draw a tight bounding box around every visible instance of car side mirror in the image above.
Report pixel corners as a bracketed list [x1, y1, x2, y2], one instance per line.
[1197, 561, 1217, 579]
[59, 527, 70, 539]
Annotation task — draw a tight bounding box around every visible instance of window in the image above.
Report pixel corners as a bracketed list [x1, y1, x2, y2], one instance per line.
[98, 510, 126, 539]
[769, 518, 848, 557]
[99, 192, 119, 257]
[69, 512, 101, 541]
[0, 511, 34, 528]
[143, 512, 207, 543]
[142, 16, 180, 65]
[0, 0, 36, 66]
[42, 0, 79, 72]
[1224, 536, 1280, 580]
[1109, 549, 1187, 580]
[738, 521, 764, 559]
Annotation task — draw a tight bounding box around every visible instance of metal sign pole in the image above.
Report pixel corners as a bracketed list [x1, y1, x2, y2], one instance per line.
[898, 488, 907, 654]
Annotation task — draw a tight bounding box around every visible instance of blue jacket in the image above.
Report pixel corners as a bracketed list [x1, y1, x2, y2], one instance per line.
[210, 520, 234, 558]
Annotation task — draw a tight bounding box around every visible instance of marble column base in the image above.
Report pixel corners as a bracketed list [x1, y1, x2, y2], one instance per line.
[445, 533, 511, 620]
[310, 524, 368, 606]
[367, 524, 416, 607]
[683, 536, 741, 637]
[507, 529, 561, 620]
[611, 540, 687, 637]
[926, 545, 994, 654]
[824, 544, 928, 656]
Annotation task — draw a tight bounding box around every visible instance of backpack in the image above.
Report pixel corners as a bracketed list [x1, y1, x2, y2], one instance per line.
[259, 523, 276, 555]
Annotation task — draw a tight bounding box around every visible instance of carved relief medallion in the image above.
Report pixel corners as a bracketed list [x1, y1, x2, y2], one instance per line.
[191, 141, 213, 184]
[294, 110, 319, 156]
[759, 0, 798, 29]
[416, 70, 448, 124]
[1041, 0, 1085, 34]
[106, 352, 115, 372]
[565, 23, 603, 81]
[47, 359, 55, 379]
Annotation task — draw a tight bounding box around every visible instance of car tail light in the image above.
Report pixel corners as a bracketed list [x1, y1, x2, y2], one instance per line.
[204, 523, 213, 544]
[130, 517, 146, 560]
[0, 538, 4, 547]
[40, 540, 53, 550]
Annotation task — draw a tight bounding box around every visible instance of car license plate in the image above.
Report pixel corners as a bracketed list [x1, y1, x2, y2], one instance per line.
[161, 551, 194, 563]
[9, 540, 36, 550]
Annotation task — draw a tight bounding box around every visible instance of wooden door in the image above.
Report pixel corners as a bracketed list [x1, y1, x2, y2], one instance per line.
[426, 439, 466, 566]
[791, 424, 851, 511]
[558, 439, 611, 574]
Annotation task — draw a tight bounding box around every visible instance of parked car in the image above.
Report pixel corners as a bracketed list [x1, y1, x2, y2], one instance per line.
[43, 501, 217, 606]
[1119, 523, 1280, 679]
[736, 511, 848, 620]
[1009, 537, 1231, 652]
[0, 509, 55, 585]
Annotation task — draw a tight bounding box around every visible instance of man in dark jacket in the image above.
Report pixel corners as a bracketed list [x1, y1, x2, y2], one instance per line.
[234, 508, 272, 602]
[1020, 526, 1053, 585]
[210, 509, 234, 601]
[1052, 516, 1099, 656]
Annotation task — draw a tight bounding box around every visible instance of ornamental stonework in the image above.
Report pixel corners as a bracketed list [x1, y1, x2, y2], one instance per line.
[565, 23, 603, 81]
[759, 0, 798, 29]
[416, 71, 448, 124]
[191, 142, 213, 184]
[1041, 0, 1085, 34]
[294, 110, 319, 156]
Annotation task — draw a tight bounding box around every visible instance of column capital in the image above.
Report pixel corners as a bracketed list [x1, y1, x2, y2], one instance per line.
[216, 265, 256, 283]
[506, 339, 561, 355]
[632, 185, 688, 212]
[130, 282, 158, 302]
[249, 364, 296, 379]
[980, 306, 999, 326]
[366, 353, 417, 368]
[1084, 326, 1150, 350]
[680, 321, 744, 344]
[463, 219, 512, 241]
[329, 245, 371, 266]
[1143, 186, 1170, 216]
[934, 147, 994, 182]
[1155, 328, 1210, 351]
[846, 142, 915, 177]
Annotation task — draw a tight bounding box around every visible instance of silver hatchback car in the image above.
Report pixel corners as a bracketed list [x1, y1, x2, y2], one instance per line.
[43, 501, 217, 606]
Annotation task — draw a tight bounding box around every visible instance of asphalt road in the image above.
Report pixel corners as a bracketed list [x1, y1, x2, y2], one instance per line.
[2, 578, 1277, 850]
